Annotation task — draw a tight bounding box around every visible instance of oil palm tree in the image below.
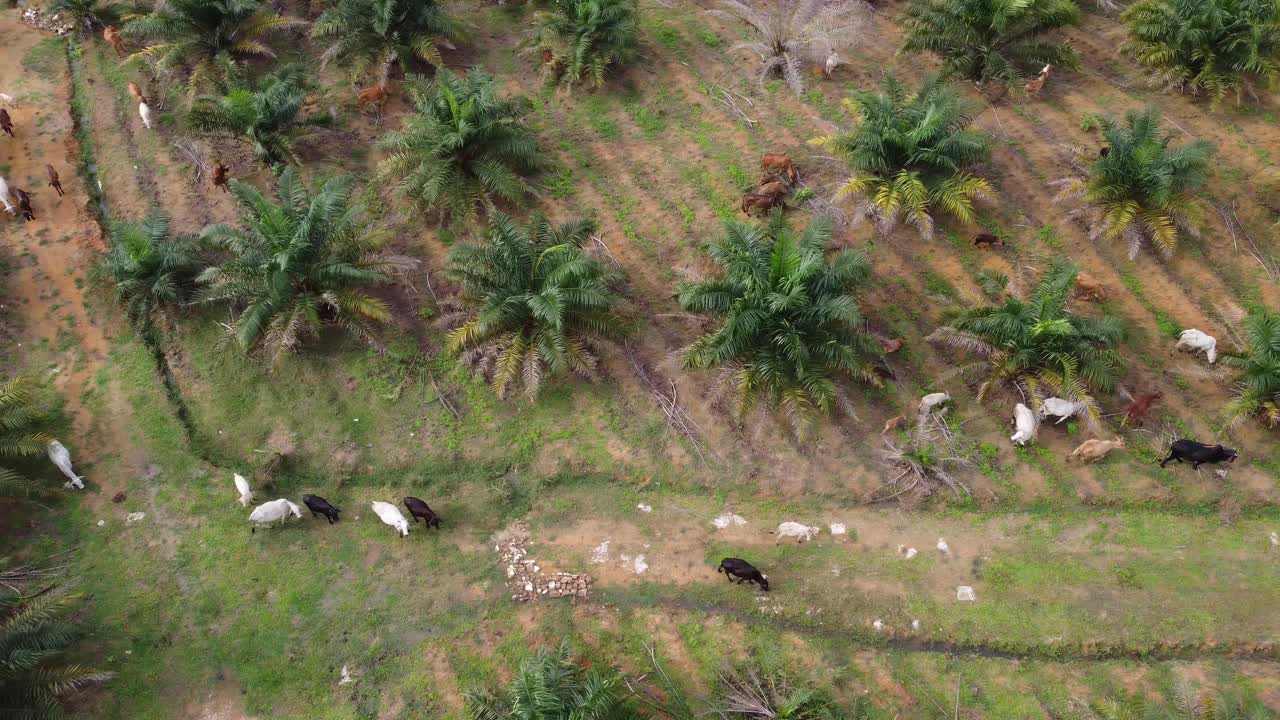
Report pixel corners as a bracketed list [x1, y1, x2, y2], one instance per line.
[902, 0, 1080, 87]
[708, 0, 871, 95]
[1054, 107, 1213, 259]
[378, 68, 544, 227]
[810, 74, 993, 239]
[531, 0, 640, 89]
[927, 259, 1125, 433]
[122, 0, 306, 98]
[446, 212, 624, 400]
[0, 579, 112, 717]
[1072, 684, 1275, 720]
[187, 66, 330, 166]
[1222, 309, 1280, 428]
[101, 209, 203, 328]
[311, 0, 460, 84]
[0, 377, 55, 499]
[1123, 0, 1280, 106]
[677, 215, 881, 434]
[464, 640, 631, 720]
[196, 167, 416, 365]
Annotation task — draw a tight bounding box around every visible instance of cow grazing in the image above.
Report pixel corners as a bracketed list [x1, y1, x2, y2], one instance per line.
[1068, 437, 1125, 463]
[0, 176, 14, 215]
[1123, 391, 1162, 426]
[1176, 329, 1217, 364]
[13, 188, 34, 221]
[138, 102, 154, 129]
[248, 498, 303, 532]
[1159, 439, 1237, 469]
[920, 392, 951, 413]
[1024, 64, 1052, 98]
[303, 494, 341, 523]
[371, 501, 410, 537]
[972, 233, 1003, 248]
[718, 557, 769, 591]
[741, 191, 783, 216]
[760, 153, 798, 184]
[103, 25, 125, 56]
[127, 81, 147, 105]
[756, 180, 786, 198]
[0, 109, 13, 137]
[357, 85, 388, 113]
[823, 51, 839, 77]
[881, 414, 906, 436]
[1074, 272, 1106, 302]
[233, 473, 253, 507]
[46, 165, 64, 197]
[212, 163, 230, 193]
[879, 337, 904, 354]
[773, 521, 820, 544]
[1011, 402, 1037, 446]
[0, 93, 14, 108]
[47, 441, 83, 489]
[402, 497, 441, 529]
[1039, 397, 1084, 424]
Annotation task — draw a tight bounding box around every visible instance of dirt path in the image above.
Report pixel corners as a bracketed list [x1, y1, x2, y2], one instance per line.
[0, 14, 142, 500]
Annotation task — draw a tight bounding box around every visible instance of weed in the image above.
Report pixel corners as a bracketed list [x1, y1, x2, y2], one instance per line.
[654, 23, 681, 49]
[1036, 225, 1063, 249]
[548, 168, 576, 199]
[693, 26, 720, 46]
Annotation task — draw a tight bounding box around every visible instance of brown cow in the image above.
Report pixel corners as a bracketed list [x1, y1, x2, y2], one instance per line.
[972, 232, 1004, 248]
[1024, 64, 1052, 98]
[1074, 272, 1107, 302]
[211, 163, 230, 193]
[13, 188, 33, 221]
[0, 109, 12, 137]
[760, 153, 798, 184]
[741, 191, 783, 216]
[879, 337, 903, 354]
[756, 180, 786, 198]
[357, 85, 388, 112]
[1123, 391, 1162, 427]
[881, 415, 907, 436]
[103, 25, 125, 57]
[1067, 437, 1125, 464]
[128, 81, 147, 105]
[46, 165, 63, 197]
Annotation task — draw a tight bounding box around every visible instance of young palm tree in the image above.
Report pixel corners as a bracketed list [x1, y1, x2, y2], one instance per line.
[708, 0, 871, 95]
[1072, 685, 1275, 720]
[0, 377, 55, 499]
[1222, 310, 1280, 428]
[1054, 107, 1213, 259]
[927, 259, 1125, 433]
[1123, 0, 1280, 106]
[531, 0, 640, 89]
[187, 67, 330, 166]
[196, 167, 416, 365]
[902, 0, 1080, 87]
[464, 640, 630, 720]
[677, 215, 881, 434]
[378, 69, 543, 227]
[101, 209, 203, 328]
[0, 581, 112, 718]
[122, 0, 305, 98]
[810, 74, 993, 240]
[446, 212, 624, 400]
[310, 0, 460, 84]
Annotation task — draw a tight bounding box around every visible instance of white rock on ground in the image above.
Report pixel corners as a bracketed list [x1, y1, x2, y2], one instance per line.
[872, 619, 883, 631]
[937, 538, 951, 555]
[956, 585, 976, 602]
[339, 665, 353, 685]
[591, 541, 610, 563]
[632, 555, 648, 575]
[829, 523, 847, 536]
[912, 619, 921, 630]
[897, 545, 918, 559]
[1270, 531, 1278, 547]
[636, 503, 652, 513]
[712, 512, 747, 529]
[126, 512, 146, 524]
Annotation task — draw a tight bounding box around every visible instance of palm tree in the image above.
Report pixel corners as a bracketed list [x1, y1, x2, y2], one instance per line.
[311, 0, 460, 84]
[464, 640, 631, 720]
[708, 0, 871, 95]
[1072, 684, 1275, 720]
[677, 215, 881, 434]
[187, 66, 330, 166]
[927, 259, 1125, 433]
[0, 579, 112, 717]
[378, 69, 544, 227]
[1123, 0, 1280, 106]
[0, 377, 55, 499]
[446, 212, 624, 400]
[46, 0, 123, 32]
[1222, 310, 1280, 428]
[196, 167, 416, 365]
[122, 0, 305, 98]
[101, 209, 203, 328]
[902, 0, 1080, 87]
[531, 0, 641, 89]
[1054, 107, 1213, 259]
[810, 74, 993, 240]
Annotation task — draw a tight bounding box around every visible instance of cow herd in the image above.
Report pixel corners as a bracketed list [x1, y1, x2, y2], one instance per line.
[236, 474, 442, 536]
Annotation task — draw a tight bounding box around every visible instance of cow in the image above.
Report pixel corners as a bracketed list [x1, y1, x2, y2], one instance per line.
[0, 176, 14, 215]
[0, 93, 14, 108]
[881, 414, 906, 436]
[1024, 64, 1052, 98]
[1123, 391, 1162, 426]
[920, 392, 950, 413]
[402, 497, 441, 529]
[303, 494, 341, 523]
[741, 191, 783, 216]
[357, 85, 388, 113]
[756, 180, 786, 198]
[212, 163, 230, 193]
[138, 102, 154, 129]
[1039, 397, 1084, 424]
[879, 337, 904, 354]
[13, 188, 34, 221]
[47, 441, 83, 489]
[760, 153, 798, 184]
[972, 233, 1004, 248]
[371, 501, 410, 537]
[249, 499, 303, 532]
[46, 165, 64, 197]
[127, 81, 147, 105]
[1011, 403, 1037, 445]
[233, 473, 253, 507]
[718, 557, 769, 591]
[773, 521, 819, 544]
[1068, 437, 1125, 463]
[1074, 272, 1107, 302]
[1159, 440, 1237, 469]
[0, 109, 12, 137]
[103, 25, 125, 57]
[1175, 329, 1217, 364]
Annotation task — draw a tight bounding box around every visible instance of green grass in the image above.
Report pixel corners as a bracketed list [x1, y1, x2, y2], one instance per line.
[22, 36, 65, 80]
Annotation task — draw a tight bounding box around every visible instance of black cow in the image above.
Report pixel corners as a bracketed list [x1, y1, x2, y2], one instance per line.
[718, 558, 769, 591]
[302, 494, 341, 523]
[13, 188, 33, 221]
[403, 497, 440, 529]
[1159, 439, 1238, 469]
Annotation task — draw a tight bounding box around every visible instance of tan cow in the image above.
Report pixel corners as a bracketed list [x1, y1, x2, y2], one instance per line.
[761, 153, 798, 184]
[357, 85, 388, 112]
[103, 25, 125, 57]
[1067, 437, 1125, 463]
[1074, 272, 1107, 302]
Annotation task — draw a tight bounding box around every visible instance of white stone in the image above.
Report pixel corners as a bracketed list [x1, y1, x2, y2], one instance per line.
[912, 619, 921, 630]
[507, 565, 515, 577]
[591, 541, 610, 564]
[339, 665, 353, 685]
[636, 503, 652, 513]
[524, 583, 533, 592]
[96, 520, 105, 527]
[872, 619, 883, 631]
[937, 538, 950, 555]
[126, 512, 146, 523]
[1270, 531, 1278, 547]
[829, 523, 847, 535]
[632, 555, 648, 575]
[957, 585, 976, 602]
[712, 512, 747, 529]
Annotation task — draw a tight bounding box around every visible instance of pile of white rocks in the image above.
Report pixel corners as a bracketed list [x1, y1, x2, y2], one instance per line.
[496, 523, 592, 603]
[21, 8, 75, 35]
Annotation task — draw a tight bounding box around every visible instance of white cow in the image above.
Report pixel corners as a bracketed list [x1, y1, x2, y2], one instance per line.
[248, 498, 302, 532]
[1010, 403, 1037, 446]
[47, 441, 83, 489]
[774, 521, 820, 544]
[138, 101, 153, 129]
[1039, 397, 1084, 424]
[371, 501, 410, 537]
[0, 93, 14, 107]
[233, 473, 253, 507]
[920, 392, 951, 413]
[1176, 329, 1217, 364]
[0, 176, 14, 215]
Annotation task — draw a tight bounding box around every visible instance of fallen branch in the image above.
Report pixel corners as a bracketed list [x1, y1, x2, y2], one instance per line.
[172, 138, 210, 184]
[680, 61, 756, 128]
[624, 343, 713, 464]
